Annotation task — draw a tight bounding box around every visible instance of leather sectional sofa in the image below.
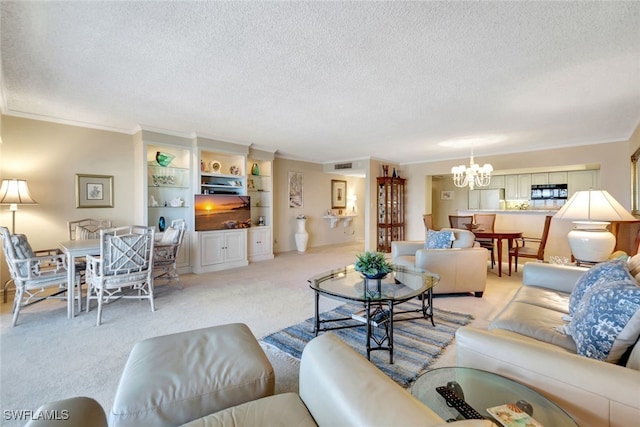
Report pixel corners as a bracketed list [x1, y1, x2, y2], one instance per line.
[456, 261, 640, 427]
[27, 330, 492, 427]
[392, 228, 488, 297]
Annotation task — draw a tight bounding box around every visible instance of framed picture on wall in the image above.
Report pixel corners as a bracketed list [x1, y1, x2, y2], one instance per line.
[288, 171, 303, 208]
[76, 174, 114, 208]
[441, 190, 454, 200]
[331, 180, 347, 208]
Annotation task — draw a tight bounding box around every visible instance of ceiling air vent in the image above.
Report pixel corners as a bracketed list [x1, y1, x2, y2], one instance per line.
[334, 162, 353, 170]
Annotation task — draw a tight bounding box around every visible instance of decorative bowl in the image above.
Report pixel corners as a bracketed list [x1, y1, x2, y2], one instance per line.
[156, 151, 175, 167]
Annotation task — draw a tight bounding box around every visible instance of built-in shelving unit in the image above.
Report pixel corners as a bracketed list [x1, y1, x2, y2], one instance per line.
[134, 130, 194, 272]
[199, 151, 246, 195]
[247, 149, 274, 261]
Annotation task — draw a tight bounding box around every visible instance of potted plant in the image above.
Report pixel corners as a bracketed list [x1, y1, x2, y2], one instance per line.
[354, 251, 394, 279]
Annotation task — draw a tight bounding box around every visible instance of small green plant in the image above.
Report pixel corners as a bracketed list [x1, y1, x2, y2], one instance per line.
[354, 251, 394, 277]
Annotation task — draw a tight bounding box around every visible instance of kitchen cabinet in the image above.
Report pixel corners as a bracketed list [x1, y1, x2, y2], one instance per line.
[248, 227, 273, 261]
[531, 173, 548, 185]
[568, 170, 599, 195]
[505, 174, 531, 200]
[194, 230, 248, 273]
[548, 172, 568, 184]
[487, 175, 505, 189]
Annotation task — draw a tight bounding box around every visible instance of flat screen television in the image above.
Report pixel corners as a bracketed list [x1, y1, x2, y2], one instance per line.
[194, 194, 251, 231]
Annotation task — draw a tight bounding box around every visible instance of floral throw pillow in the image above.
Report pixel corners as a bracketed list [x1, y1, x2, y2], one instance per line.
[567, 278, 640, 363]
[568, 259, 629, 316]
[425, 230, 455, 249]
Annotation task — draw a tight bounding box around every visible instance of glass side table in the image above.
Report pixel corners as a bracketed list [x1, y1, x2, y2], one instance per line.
[411, 367, 577, 426]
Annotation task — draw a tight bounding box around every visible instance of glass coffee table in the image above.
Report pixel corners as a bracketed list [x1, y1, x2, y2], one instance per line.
[411, 367, 577, 426]
[308, 265, 439, 363]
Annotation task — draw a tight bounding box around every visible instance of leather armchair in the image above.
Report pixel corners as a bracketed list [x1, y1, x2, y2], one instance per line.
[392, 228, 488, 297]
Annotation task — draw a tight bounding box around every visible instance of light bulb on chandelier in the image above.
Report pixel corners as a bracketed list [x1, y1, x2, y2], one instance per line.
[451, 147, 493, 190]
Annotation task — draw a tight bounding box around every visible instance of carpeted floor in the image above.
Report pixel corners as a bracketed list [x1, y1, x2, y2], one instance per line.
[0, 241, 522, 426]
[262, 301, 473, 387]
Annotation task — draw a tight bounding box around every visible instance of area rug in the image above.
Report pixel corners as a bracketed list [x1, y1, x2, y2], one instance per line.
[260, 300, 473, 387]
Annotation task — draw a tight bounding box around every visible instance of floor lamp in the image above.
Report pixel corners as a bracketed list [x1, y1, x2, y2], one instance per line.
[553, 189, 635, 263]
[0, 178, 38, 303]
[0, 178, 38, 234]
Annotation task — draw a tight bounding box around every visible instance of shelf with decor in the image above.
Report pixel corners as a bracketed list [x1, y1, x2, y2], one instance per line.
[199, 150, 246, 195]
[377, 177, 405, 253]
[145, 148, 192, 233]
[247, 150, 274, 261]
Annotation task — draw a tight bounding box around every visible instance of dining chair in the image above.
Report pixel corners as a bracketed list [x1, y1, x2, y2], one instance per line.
[0, 226, 78, 326]
[509, 215, 553, 273]
[68, 219, 113, 241]
[153, 219, 186, 288]
[85, 225, 155, 326]
[448, 215, 473, 229]
[422, 214, 434, 230]
[474, 213, 496, 269]
[67, 219, 113, 289]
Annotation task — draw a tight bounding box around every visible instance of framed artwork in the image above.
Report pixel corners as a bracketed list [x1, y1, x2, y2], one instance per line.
[288, 171, 303, 208]
[331, 180, 347, 208]
[76, 174, 114, 208]
[441, 190, 454, 200]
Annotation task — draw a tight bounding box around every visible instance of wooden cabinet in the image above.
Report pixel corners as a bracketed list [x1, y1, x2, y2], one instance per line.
[377, 177, 405, 252]
[194, 230, 248, 273]
[248, 227, 273, 261]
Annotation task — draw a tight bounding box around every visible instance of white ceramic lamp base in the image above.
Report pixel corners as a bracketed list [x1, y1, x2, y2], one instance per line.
[567, 221, 616, 263]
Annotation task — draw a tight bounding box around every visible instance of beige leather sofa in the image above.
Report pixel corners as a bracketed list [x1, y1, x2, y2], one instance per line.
[392, 228, 488, 297]
[456, 262, 640, 427]
[28, 331, 492, 427]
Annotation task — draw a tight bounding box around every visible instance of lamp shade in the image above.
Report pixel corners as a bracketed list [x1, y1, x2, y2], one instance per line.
[0, 179, 37, 205]
[554, 189, 635, 263]
[553, 189, 635, 222]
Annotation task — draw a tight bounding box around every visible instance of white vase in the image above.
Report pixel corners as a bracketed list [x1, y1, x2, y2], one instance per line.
[295, 218, 309, 252]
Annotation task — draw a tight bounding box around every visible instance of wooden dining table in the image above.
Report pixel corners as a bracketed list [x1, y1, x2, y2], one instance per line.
[472, 229, 523, 277]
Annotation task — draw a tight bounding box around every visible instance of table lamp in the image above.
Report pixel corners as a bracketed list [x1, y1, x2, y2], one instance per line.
[553, 189, 635, 263]
[0, 178, 38, 233]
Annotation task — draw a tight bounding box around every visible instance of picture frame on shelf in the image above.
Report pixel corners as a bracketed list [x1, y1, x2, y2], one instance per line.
[288, 171, 303, 208]
[76, 174, 114, 208]
[331, 180, 347, 208]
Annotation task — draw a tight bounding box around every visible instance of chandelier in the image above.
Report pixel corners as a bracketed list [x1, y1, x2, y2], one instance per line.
[451, 148, 493, 190]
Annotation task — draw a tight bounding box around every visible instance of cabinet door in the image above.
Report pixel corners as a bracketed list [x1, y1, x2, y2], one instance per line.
[200, 232, 225, 266]
[568, 170, 598, 195]
[505, 175, 518, 199]
[468, 190, 480, 209]
[225, 230, 247, 263]
[488, 175, 505, 189]
[249, 227, 272, 257]
[517, 174, 531, 199]
[531, 173, 548, 185]
[548, 172, 568, 184]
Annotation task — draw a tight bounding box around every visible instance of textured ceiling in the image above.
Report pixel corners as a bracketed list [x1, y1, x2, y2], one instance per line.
[1, 1, 639, 164]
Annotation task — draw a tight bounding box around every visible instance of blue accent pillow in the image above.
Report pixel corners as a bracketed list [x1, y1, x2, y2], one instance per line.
[568, 278, 640, 362]
[569, 259, 629, 316]
[425, 230, 455, 249]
